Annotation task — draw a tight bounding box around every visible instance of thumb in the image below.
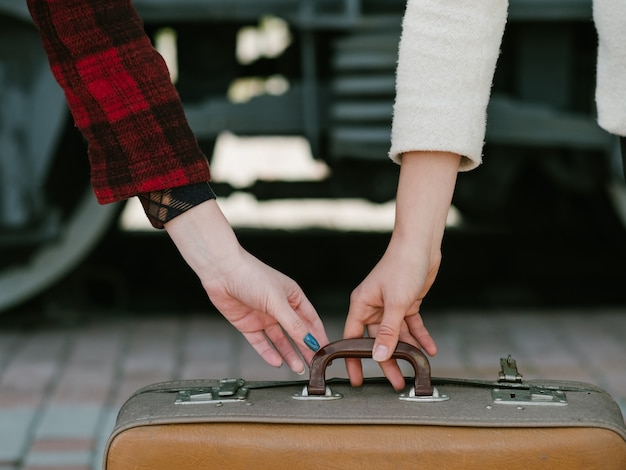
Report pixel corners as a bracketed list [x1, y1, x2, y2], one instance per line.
[371, 310, 404, 362]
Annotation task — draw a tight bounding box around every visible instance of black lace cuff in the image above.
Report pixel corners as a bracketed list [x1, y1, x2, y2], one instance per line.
[138, 182, 216, 229]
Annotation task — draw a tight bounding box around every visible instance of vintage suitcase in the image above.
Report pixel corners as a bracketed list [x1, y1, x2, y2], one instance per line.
[103, 338, 626, 469]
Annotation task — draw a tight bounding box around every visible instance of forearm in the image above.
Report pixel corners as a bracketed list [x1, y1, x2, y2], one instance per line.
[390, 0, 508, 169]
[390, 151, 461, 257]
[594, 0, 626, 136]
[26, 0, 211, 203]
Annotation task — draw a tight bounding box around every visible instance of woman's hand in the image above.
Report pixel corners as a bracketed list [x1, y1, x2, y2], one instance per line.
[165, 199, 328, 374]
[343, 151, 460, 390]
[344, 235, 440, 389]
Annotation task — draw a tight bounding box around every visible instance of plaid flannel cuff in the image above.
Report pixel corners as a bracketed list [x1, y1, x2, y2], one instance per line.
[138, 182, 216, 229]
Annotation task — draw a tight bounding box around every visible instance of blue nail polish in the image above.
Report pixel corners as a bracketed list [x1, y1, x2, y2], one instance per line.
[304, 333, 321, 352]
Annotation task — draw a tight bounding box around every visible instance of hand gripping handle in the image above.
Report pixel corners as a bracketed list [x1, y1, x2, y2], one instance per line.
[307, 338, 433, 396]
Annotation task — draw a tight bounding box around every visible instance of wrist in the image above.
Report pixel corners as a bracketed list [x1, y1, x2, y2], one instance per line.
[164, 199, 242, 274]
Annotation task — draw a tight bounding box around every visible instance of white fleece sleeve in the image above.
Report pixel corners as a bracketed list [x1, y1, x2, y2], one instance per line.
[389, 0, 508, 170]
[594, 0, 626, 137]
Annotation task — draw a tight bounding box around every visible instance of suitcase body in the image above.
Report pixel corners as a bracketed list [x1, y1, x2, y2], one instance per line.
[103, 339, 626, 469]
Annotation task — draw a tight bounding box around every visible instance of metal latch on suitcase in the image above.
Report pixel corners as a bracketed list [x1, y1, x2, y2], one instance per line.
[492, 386, 568, 406]
[493, 356, 568, 406]
[498, 355, 523, 383]
[175, 378, 249, 405]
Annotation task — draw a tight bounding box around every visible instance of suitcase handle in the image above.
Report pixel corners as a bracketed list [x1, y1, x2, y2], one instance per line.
[307, 338, 433, 396]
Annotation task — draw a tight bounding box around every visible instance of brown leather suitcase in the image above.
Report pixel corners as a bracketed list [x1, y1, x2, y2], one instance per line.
[103, 339, 626, 469]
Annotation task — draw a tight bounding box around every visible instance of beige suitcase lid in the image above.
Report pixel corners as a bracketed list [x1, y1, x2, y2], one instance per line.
[109, 341, 626, 443]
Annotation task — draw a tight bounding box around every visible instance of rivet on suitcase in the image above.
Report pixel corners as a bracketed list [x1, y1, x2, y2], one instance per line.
[104, 338, 626, 469]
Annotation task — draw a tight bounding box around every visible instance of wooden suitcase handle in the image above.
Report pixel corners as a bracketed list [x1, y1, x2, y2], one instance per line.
[307, 338, 433, 396]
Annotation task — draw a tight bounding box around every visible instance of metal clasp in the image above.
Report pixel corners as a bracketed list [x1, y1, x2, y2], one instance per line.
[498, 355, 523, 383]
[175, 378, 248, 405]
[492, 386, 568, 406]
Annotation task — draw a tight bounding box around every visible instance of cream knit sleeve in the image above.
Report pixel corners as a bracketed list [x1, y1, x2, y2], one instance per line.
[389, 0, 508, 170]
[594, 0, 626, 137]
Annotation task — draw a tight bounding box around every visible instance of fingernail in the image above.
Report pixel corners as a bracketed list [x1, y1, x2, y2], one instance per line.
[373, 344, 388, 362]
[304, 333, 320, 352]
[297, 367, 306, 376]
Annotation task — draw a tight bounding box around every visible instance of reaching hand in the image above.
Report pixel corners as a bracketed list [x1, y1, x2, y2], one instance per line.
[343, 151, 460, 390]
[201, 247, 327, 373]
[343, 236, 439, 390]
[165, 199, 328, 374]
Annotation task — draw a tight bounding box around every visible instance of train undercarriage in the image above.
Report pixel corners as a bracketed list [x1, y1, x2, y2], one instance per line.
[0, 0, 624, 312]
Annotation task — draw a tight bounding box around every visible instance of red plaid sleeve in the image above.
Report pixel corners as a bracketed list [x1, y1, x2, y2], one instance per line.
[26, 0, 211, 204]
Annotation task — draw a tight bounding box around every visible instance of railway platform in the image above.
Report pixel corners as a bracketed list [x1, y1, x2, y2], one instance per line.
[0, 304, 624, 470]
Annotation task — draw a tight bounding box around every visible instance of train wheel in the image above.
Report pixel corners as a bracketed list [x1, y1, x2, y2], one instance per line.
[0, 14, 121, 313]
[0, 189, 121, 313]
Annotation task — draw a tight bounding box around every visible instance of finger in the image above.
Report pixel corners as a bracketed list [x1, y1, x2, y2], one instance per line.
[292, 296, 330, 362]
[270, 300, 324, 363]
[371, 303, 407, 362]
[343, 292, 375, 339]
[345, 357, 364, 387]
[377, 359, 406, 391]
[343, 315, 368, 340]
[264, 323, 306, 375]
[293, 295, 328, 340]
[405, 313, 438, 356]
[368, 323, 410, 391]
[343, 307, 369, 387]
[242, 331, 283, 368]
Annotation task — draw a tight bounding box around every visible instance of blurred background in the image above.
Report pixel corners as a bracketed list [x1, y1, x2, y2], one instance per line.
[1, 1, 626, 468]
[2, 0, 626, 314]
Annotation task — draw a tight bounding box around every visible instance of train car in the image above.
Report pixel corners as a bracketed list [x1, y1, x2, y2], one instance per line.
[0, 0, 623, 312]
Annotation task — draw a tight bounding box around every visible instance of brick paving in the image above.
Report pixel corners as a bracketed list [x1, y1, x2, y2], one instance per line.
[0, 306, 625, 469]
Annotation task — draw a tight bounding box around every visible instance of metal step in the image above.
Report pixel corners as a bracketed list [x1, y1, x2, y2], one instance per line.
[331, 101, 393, 122]
[331, 75, 395, 96]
